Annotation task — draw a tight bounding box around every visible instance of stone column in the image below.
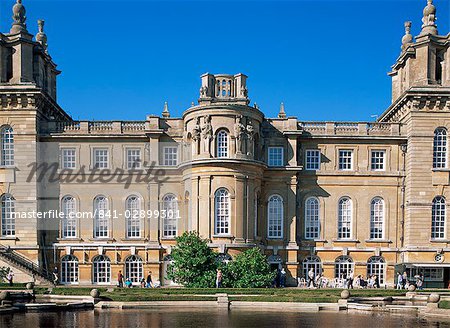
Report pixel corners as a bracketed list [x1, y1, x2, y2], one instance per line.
[190, 177, 199, 232]
[287, 176, 298, 247]
[246, 179, 255, 243]
[234, 176, 246, 243]
[148, 182, 160, 244]
[198, 176, 211, 239]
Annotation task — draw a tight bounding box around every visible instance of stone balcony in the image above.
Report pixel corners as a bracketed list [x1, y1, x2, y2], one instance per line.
[298, 121, 403, 137]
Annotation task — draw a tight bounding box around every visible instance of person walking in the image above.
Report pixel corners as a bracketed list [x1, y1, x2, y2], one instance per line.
[402, 272, 408, 289]
[117, 270, 124, 288]
[374, 275, 380, 289]
[146, 271, 153, 288]
[216, 269, 223, 288]
[348, 270, 354, 289]
[280, 268, 287, 288]
[6, 270, 14, 286]
[52, 266, 58, 285]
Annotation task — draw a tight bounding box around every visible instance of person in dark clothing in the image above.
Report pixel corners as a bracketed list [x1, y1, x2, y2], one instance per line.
[117, 270, 124, 288]
[146, 271, 153, 288]
[374, 275, 380, 288]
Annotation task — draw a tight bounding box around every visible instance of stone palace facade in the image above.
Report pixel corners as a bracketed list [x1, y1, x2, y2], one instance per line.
[0, 0, 448, 287]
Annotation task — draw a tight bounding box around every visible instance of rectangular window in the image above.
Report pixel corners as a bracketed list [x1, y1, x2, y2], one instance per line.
[371, 150, 385, 171]
[338, 150, 353, 171]
[268, 147, 284, 167]
[61, 148, 76, 169]
[163, 146, 178, 166]
[126, 149, 141, 169]
[93, 148, 109, 169]
[305, 150, 321, 170]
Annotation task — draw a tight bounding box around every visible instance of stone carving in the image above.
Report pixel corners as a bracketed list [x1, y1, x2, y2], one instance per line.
[234, 115, 246, 154]
[246, 119, 255, 157]
[36, 20, 48, 51]
[192, 117, 201, 141]
[421, 0, 438, 35]
[401, 21, 413, 50]
[11, 0, 27, 34]
[201, 115, 213, 155]
[240, 85, 248, 97]
[200, 86, 208, 97]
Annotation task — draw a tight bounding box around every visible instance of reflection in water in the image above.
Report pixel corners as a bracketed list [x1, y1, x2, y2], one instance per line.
[1, 308, 450, 328]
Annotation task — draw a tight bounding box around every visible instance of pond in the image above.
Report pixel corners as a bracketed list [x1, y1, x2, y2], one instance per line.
[1, 308, 450, 328]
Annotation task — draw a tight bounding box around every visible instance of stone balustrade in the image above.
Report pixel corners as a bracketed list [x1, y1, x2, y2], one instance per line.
[51, 121, 151, 135]
[299, 121, 402, 137]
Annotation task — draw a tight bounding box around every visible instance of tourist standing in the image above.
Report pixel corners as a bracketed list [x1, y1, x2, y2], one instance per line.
[308, 268, 315, 288]
[396, 272, 403, 289]
[280, 268, 286, 288]
[6, 269, 13, 286]
[146, 271, 153, 288]
[402, 272, 408, 289]
[117, 270, 124, 288]
[125, 277, 132, 288]
[374, 275, 380, 289]
[216, 269, 222, 288]
[348, 270, 354, 289]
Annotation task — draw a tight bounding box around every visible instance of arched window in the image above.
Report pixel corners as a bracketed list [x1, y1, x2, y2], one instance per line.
[302, 255, 322, 278]
[215, 188, 230, 235]
[367, 256, 386, 284]
[432, 196, 446, 239]
[126, 195, 141, 238]
[338, 197, 352, 239]
[60, 255, 79, 284]
[162, 194, 178, 238]
[268, 195, 283, 239]
[1, 194, 15, 237]
[305, 197, 320, 239]
[370, 197, 384, 240]
[335, 255, 354, 279]
[1, 126, 14, 166]
[433, 128, 447, 169]
[92, 255, 111, 284]
[62, 196, 77, 238]
[94, 196, 109, 238]
[125, 255, 143, 284]
[216, 130, 228, 158]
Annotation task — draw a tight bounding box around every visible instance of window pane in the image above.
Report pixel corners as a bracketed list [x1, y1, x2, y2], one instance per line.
[371, 150, 385, 171]
[432, 196, 446, 239]
[268, 147, 283, 167]
[370, 198, 384, 239]
[433, 128, 447, 169]
[215, 189, 230, 235]
[305, 150, 320, 170]
[164, 147, 178, 166]
[268, 195, 283, 238]
[94, 149, 109, 169]
[338, 198, 352, 239]
[1, 127, 14, 166]
[217, 131, 228, 158]
[1, 195, 15, 237]
[305, 197, 320, 239]
[338, 150, 353, 170]
[127, 149, 141, 169]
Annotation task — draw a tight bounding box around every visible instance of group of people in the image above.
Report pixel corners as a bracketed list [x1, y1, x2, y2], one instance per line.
[300, 269, 382, 289]
[117, 270, 155, 288]
[396, 271, 423, 290]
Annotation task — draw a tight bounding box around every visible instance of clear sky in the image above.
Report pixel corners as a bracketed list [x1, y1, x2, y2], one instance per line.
[1, 0, 449, 121]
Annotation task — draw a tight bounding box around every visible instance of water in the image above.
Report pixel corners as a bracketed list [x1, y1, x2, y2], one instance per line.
[1, 308, 450, 328]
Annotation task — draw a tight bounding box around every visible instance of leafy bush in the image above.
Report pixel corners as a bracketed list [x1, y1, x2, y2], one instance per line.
[167, 231, 217, 288]
[227, 247, 276, 288]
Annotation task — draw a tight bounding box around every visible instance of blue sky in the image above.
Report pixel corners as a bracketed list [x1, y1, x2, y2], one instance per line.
[1, 0, 449, 121]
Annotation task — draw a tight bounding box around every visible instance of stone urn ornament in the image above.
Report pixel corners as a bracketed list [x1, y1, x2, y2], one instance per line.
[90, 288, 100, 298]
[340, 289, 350, 299]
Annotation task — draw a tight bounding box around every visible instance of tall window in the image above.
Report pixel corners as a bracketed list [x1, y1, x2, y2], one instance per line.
[1, 194, 15, 237]
[62, 196, 77, 238]
[432, 196, 446, 239]
[61, 148, 76, 169]
[126, 196, 141, 238]
[92, 255, 111, 284]
[216, 130, 228, 158]
[162, 194, 178, 238]
[367, 256, 386, 284]
[163, 146, 178, 166]
[302, 255, 322, 278]
[94, 196, 109, 238]
[305, 149, 321, 170]
[370, 197, 384, 239]
[371, 150, 385, 171]
[126, 149, 141, 169]
[335, 255, 354, 279]
[305, 197, 320, 239]
[268, 147, 284, 167]
[215, 188, 230, 235]
[338, 150, 353, 170]
[60, 255, 79, 284]
[1, 126, 14, 166]
[268, 195, 283, 238]
[433, 128, 447, 169]
[338, 197, 352, 239]
[125, 255, 143, 284]
[93, 148, 109, 169]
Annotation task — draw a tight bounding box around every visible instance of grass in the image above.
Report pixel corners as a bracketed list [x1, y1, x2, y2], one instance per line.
[439, 301, 450, 309]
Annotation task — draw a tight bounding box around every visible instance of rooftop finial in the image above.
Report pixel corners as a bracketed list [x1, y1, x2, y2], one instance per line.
[278, 102, 286, 119]
[420, 0, 438, 36]
[401, 21, 413, 50]
[10, 0, 27, 34]
[162, 102, 170, 118]
[36, 20, 48, 52]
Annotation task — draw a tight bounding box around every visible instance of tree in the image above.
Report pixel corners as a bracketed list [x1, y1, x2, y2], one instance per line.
[228, 247, 276, 288]
[166, 231, 217, 288]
